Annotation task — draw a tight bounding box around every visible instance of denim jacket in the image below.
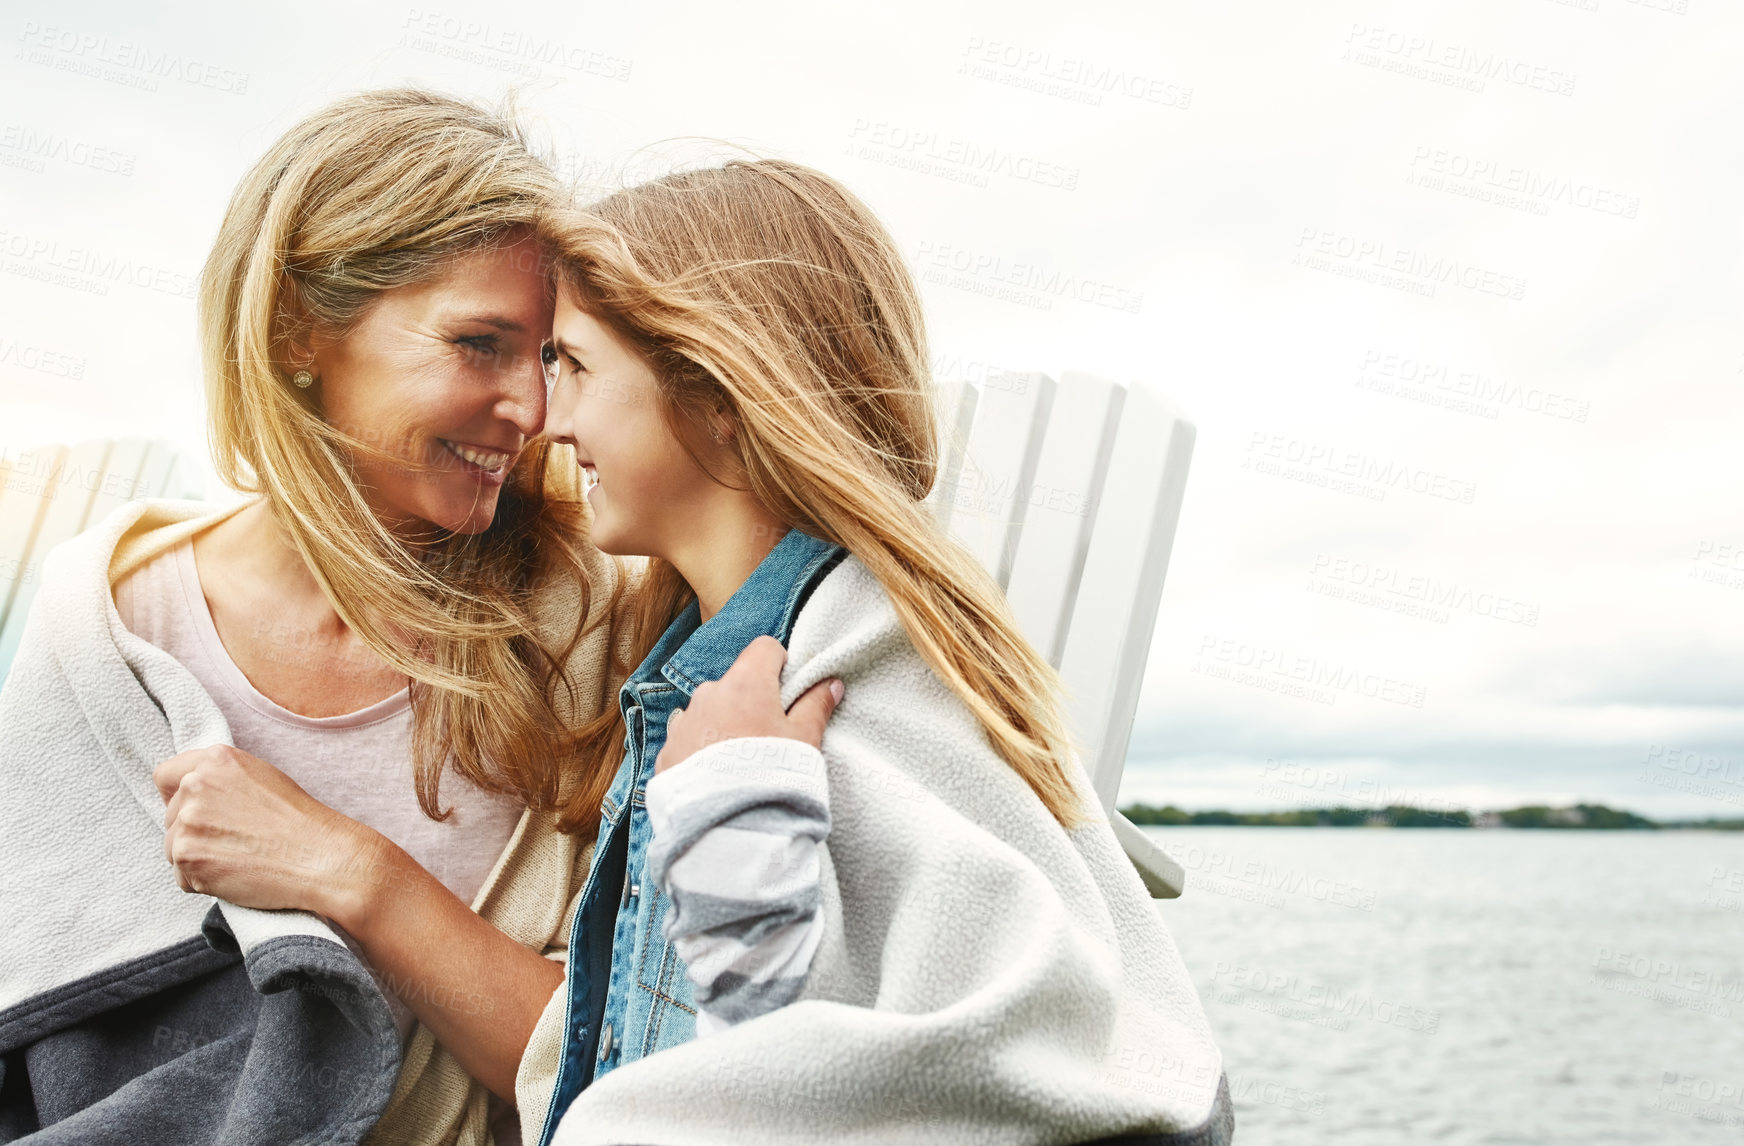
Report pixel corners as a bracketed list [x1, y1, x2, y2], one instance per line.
[534, 529, 846, 1146]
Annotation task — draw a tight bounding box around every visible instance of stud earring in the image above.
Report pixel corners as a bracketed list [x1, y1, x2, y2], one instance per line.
[293, 370, 315, 389]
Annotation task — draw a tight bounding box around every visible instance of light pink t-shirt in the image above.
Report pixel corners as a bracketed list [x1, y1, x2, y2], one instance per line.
[114, 540, 525, 1042]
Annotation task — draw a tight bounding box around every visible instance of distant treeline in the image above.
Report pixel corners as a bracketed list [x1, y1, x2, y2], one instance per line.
[1119, 802, 1744, 830]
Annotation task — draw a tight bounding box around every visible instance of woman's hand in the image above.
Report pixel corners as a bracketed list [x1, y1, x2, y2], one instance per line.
[153, 745, 385, 919]
[155, 745, 564, 1101]
[656, 635, 843, 774]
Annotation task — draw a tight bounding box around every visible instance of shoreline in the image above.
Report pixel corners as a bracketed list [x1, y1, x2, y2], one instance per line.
[1121, 802, 1743, 831]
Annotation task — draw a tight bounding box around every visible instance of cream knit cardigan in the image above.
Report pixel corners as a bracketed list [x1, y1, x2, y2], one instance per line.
[96, 488, 618, 1146]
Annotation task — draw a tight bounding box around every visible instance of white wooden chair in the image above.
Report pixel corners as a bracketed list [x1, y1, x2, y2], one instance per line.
[928, 372, 1193, 898]
[2, 412, 1193, 898]
[0, 439, 203, 681]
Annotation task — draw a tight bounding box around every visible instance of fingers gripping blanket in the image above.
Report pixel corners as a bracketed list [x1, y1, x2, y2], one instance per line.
[0, 500, 400, 1144]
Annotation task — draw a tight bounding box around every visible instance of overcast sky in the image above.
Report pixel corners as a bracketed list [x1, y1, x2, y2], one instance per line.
[2, 0, 1739, 817]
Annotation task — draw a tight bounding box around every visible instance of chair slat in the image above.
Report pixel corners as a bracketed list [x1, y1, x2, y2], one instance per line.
[0, 444, 69, 639]
[1057, 380, 1196, 812]
[941, 372, 1054, 588]
[1111, 811, 1184, 899]
[80, 439, 152, 533]
[163, 446, 205, 501]
[135, 439, 202, 501]
[1004, 373, 1124, 666]
[924, 381, 978, 531]
[0, 441, 110, 672]
[33, 440, 114, 555]
[0, 439, 205, 683]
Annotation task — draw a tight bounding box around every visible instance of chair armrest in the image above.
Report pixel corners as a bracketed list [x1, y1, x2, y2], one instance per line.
[1111, 812, 1185, 899]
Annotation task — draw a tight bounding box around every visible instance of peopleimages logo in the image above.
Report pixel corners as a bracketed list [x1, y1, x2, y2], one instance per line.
[913, 242, 1143, 314]
[1243, 431, 1479, 505]
[0, 228, 198, 299]
[15, 22, 250, 94]
[1193, 633, 1429, 710]
[1592, 946, 1743, 1014]
[1342, 23, 1577, 97]
[0, 334, 86, 379]
[1211, 961, 1442, 1033]
[0, 124, 136, 176]
[1255, 759, 1468, 822]
[1294, 227, 1527, 301]
[398, 9, 632, 80]
[1641, 744, 1743, 785]
[1407, 146, 1639, 219]
[847, 119, 1080, 190]
[0, 449, 147, 502]
[1358, 350, 1589, 423]
[1308, 553, 1540, 627]
[959, 37, 1193, 110]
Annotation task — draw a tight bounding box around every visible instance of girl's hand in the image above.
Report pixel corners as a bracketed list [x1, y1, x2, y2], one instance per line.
[656, 635, 843, 774]
[153, 746, 386, 919]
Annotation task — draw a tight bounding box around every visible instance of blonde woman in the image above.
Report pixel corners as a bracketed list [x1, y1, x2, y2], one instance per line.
[0, 91, 621, 1145]
[524, 162, 1230, 1145]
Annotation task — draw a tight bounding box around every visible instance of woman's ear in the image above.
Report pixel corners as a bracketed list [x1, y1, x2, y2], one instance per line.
[707, 408, 737, 447]
[273, 284, 321, 376]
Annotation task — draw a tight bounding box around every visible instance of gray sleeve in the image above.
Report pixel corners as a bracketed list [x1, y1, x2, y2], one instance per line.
[644, 737, 830, 1033]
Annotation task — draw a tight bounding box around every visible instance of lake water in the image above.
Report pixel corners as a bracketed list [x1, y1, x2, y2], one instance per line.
[1141, 827, 1744, 1145]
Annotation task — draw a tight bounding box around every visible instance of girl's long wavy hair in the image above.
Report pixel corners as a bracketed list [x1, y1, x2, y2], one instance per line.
[199, 88, 602, 820]
[548, 159, 1085, 828]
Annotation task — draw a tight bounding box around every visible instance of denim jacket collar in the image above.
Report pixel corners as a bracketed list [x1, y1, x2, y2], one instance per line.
[534, 527, 847, 1146]
[625, 528, 843, 703]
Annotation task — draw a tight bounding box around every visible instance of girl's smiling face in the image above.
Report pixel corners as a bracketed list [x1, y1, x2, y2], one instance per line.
[542, 287, 721, 558]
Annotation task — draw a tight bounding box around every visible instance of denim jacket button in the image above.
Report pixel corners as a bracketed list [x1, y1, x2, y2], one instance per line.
[598, 1022, 614, 1062]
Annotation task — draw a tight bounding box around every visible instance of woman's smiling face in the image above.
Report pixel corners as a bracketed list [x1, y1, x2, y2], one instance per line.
[307, 234, 553, 537]
[542, 287, 719, 558]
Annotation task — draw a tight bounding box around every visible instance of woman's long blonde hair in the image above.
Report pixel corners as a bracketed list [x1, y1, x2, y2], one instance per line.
[548, 159, 1084, 828]
[200, 88, 603, 820]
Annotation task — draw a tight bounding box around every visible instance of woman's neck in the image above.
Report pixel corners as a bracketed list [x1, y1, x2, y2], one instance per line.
[664, 494, 789, 622]
[191, 498, 407, 715]
[201, 500, 339, 622]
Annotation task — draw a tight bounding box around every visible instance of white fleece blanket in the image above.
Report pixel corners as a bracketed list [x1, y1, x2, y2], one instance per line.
[0, 499, 347, 1015]
[553, 556, 1225, 1146]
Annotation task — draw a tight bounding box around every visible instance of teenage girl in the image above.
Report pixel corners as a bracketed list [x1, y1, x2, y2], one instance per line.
[522, 160, 1230, 1146]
